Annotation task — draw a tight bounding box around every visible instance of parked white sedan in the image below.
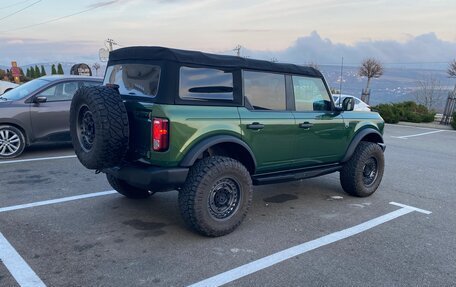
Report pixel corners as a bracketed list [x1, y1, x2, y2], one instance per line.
[333, 94, 371, 111]
[0, 80, 18, 95]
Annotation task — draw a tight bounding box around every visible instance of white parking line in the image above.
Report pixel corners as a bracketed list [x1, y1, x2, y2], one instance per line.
[188, 202, 431, 287]
[0, 190, 117, 286]
[392, 130, 444, 139]
[0, 232, 46, 287]
[0, 190, 117, 213]
[0, 155, 77, 165]
[386, 124, 444, 131]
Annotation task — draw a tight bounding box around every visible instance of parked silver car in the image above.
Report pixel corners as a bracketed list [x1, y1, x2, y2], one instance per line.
[0, 75, 102, 158]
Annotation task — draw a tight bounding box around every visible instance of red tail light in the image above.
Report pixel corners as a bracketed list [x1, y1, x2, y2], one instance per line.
[152, 118, 169, 151]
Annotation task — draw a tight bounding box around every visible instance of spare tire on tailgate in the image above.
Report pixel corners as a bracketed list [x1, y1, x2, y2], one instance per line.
[70, 86, 129, 170]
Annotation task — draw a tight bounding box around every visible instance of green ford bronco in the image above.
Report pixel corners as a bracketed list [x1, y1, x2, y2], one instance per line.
[70, 46, 385, 237]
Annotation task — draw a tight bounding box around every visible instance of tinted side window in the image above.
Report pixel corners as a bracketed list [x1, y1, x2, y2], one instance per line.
[104, 64, 161, 97]
[292, 76, 331, 112]
[243, 71, 286, 110]
[37, 82, 78, 102]
[179, 67, 233, 101]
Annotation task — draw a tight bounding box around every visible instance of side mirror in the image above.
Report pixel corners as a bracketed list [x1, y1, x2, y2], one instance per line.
[34, 96, 47, 103]
[342, 97, 355, 111]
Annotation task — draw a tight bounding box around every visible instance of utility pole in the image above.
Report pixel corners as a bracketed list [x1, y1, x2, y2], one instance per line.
[339, 56, 344, 100]
[106, 38, 118, 52]
[233, 45, 242, 57]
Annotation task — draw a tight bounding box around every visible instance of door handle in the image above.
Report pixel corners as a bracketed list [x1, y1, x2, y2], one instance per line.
[247, 122, 264, 130]
[299, 122, 313, 129]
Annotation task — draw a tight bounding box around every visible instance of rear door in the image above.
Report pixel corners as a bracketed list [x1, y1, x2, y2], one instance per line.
[30, 81, 80, 142]
[291, 75, 347, 166]
[239, 70, 296, 173]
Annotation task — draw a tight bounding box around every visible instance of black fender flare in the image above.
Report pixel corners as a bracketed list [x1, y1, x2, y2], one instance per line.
[179, 135, 257, 169]
[341, 128, 385, 163]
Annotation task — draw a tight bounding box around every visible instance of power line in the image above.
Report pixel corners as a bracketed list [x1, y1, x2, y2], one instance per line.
[0, 0, 42, 22]
[0, 4, 108, 33]
[0, 0, 32, 10]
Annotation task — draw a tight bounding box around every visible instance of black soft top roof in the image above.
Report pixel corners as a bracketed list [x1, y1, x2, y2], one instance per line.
[109, 46, 322, 78]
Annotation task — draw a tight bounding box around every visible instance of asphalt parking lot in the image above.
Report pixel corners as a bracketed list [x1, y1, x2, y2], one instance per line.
[1, 124, 455, 287]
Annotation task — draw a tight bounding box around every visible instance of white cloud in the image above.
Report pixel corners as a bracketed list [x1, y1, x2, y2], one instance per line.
[239, 31, 456, 67]
[1, 31, 455, 69]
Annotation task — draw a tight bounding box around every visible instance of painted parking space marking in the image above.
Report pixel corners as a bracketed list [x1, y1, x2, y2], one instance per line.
[0, 232, 46, 287]
[386, 124, 445, 131]
[188, 202, 431, 287]
[391, 130, 444, 139]
[0, 155, 76, 165]
[0, 190, 117, 213]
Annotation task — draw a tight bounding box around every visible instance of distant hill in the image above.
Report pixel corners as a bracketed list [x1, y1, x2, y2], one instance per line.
[320, 65, 454, 112]
[2, 61, 453, 112]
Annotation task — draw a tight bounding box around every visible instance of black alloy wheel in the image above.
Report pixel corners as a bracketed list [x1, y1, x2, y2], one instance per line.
[362, 157, 378, 187]
[77, 105, 96, 152]
[208, 178, 241, 220]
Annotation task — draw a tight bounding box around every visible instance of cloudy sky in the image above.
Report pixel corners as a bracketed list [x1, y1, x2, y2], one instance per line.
[0, 0, 455, 66]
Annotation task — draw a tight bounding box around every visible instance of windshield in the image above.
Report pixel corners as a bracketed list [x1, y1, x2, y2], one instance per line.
[0, 79, 49, 102]
[103, 64, 161, 97]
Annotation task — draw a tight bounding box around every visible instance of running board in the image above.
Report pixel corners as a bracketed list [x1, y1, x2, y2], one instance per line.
[252, 164, 342, 185]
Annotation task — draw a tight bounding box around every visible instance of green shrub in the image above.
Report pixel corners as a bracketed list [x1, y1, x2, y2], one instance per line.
[372, 101, 436, 124]
[451, 112, 456, 130]
[373, 104, 400, 123]
[420, 112, 436, 123]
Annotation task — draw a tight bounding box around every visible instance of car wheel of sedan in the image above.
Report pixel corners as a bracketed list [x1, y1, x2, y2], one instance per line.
[0, 125, 26, 159]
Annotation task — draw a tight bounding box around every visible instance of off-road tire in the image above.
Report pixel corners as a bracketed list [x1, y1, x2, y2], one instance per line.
[340, 141, 384, 197]
[0, 125, 26, 159]
[178, 156, 253, 237]
[70, 86, 129, 170]
[106, 173, 154, 199]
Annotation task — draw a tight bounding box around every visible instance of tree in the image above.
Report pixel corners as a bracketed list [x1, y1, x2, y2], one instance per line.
[414, 75, 445, 111]
[6, 69, 13, 81]
[358, 58, 384, 104]
[34, 65, 40, 78]
[40, 65, 46, 76]
[306, 62, 320, 71]
[30, 67, 35, 79]
[57, 63, 64, 75]
[92, 62, 101, 76]
[448, 59, 456, 78]
[26, 68, 30, 78]
[51, 64, 57, 75]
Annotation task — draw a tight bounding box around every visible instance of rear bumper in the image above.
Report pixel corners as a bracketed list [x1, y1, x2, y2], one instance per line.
[103, 162, 189, 191]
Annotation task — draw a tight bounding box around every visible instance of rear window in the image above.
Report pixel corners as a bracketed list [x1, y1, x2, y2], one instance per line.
[103, 64, 161, 97]
[179, 67, 233, 101]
